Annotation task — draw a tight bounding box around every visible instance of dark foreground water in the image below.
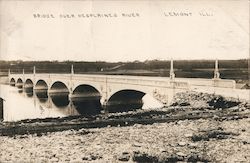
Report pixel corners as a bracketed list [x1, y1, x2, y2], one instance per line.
[0, 84, 162, 121]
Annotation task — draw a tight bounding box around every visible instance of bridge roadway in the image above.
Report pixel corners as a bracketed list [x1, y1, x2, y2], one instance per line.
[8, 72, 240, 110]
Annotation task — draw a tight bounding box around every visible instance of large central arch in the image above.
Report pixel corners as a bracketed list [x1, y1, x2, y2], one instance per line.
[106, 89, 146, 113]
[71, 84, 101, 115]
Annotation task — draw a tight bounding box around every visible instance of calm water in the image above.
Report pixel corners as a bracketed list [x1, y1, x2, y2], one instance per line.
[0, 84, 162, 122]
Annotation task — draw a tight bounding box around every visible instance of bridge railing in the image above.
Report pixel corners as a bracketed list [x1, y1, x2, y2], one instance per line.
[9, 73, 235, 89]
[185, 78, 236, 88]
[9, 73, 190, 89]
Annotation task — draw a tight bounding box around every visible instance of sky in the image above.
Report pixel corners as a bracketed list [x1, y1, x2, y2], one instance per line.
[0, 0, 249, 61]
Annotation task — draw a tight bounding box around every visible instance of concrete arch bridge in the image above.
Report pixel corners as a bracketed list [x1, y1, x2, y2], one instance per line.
[8, 60, 239, 113]
[9, 74, 237, 113]
[9, 73, 191, 111]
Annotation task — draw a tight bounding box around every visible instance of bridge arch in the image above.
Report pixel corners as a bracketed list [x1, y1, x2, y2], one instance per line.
[17, 78, 23, 83]
[16, 78, 23, 88]
[24, 79, 33, 88]
[34, 80, 49, 103]
[10, 78, 15, 86]
[35, 80, 48, 90]
[72, 84, 101, 98]
[23, 79, 34, 96]
[49, 81, 70, 107]
[50, 81, 69, 94]
[71, 84, 102, 115]
[106, 89, 146, 113]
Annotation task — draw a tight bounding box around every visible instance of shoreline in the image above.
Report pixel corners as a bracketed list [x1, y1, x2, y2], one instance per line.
[1, 117, 249, 162]
[0, 90, 249, 162]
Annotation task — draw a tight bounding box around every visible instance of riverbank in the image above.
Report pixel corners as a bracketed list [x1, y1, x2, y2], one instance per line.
[0, 91, 249, 162]
[0, 117, 249, 162]
[1, 91, 249, 136]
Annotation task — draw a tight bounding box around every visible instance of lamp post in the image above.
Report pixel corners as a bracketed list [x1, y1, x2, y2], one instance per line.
[213, 59, 220, 79]
[33, 66, 36, 76]
[170, 59, 175, 80]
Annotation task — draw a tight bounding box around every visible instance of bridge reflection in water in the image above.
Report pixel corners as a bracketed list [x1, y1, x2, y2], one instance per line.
[10, 77, 159, 115]
[15, 84, 145, 117]
[1, 83, 163, 121]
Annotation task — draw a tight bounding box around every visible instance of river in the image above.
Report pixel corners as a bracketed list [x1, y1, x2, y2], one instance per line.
[0, 84, 162, 121]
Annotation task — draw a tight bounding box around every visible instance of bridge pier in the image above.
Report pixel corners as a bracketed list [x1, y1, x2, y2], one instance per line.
[99, 97, 108, 113]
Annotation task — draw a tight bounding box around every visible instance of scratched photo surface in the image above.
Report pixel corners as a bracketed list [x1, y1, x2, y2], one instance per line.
[0, 0, 249, 162]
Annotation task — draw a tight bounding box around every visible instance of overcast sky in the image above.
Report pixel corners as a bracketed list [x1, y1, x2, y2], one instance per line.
[0, 0, 249, 61]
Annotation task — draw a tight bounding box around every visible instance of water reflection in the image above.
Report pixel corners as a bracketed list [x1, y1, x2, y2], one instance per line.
[107, 101, 144, 113]
[26, 92, 33, 98]
[50, 94, 70, 108]
[1, 85, 80, 121]
[72, 97, 101, 116]
[24, 88, 33, 97]
[1, 84, 104, 121]
[0, 84, 162, 121]
[35, 90, 48, 103]
[18, 89, 23, 94]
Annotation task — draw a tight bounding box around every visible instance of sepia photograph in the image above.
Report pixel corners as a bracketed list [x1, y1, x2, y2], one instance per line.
[0, 0, 249, 162]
